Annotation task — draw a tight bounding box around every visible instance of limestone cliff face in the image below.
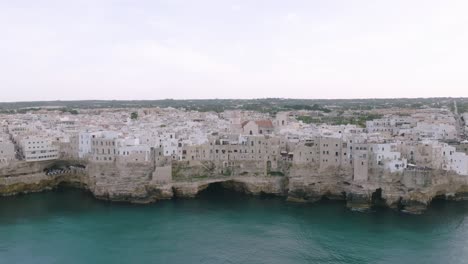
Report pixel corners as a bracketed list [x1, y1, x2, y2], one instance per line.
[86, 161, 156, 202]
[0, 173, 61, 196]
[0, 172, 87, 196]
[171, 176, 287, 198]
[0, 160, 54, 178]
[2, 160, 468, 214]
[287, 165, 468, 213]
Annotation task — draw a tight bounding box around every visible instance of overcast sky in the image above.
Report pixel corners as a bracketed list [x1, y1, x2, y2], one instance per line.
[1, 0, 468, 102]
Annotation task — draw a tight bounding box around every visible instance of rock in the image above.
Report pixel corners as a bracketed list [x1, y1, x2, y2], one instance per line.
[346, 192, 372, 211]
[2, 160, 468, 215]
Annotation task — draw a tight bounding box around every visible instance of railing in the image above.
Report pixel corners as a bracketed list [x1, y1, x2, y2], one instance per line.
[45, 166, 86, 176]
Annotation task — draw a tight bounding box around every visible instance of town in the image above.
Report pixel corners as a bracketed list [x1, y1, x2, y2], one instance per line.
[1, 100, 468, 213]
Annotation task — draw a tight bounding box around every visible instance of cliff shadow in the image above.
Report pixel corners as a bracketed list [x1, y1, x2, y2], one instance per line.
[196, 181, 278, 201]
[371, 188, 387, 208]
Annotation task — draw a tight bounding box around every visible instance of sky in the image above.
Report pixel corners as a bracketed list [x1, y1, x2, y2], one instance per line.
[1, 0, 468, 102]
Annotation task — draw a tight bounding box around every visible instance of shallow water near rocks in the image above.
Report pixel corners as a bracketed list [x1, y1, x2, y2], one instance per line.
[1, 186, 468, 264]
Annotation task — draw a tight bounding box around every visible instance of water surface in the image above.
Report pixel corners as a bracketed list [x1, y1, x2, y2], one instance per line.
[1, 186, 468, 264]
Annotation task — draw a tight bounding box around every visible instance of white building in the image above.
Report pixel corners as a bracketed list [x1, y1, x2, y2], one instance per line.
[369, 143, 407, 173]
[366, 118, 397, 135]
[78, 131, 95, 159]
[449, 152, 468, 176]
[158, 133, 178, 157]
[415, 122, 457, 141]
[19, 136, 59, 162]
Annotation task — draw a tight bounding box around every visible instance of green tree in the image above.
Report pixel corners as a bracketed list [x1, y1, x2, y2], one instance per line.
[130, 112, 138, 120]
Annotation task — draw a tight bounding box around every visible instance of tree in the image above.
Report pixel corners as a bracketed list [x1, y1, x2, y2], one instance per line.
[131, 112, 138, 120]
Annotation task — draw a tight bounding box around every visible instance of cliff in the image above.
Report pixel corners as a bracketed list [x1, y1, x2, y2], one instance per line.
[2, 160, 468, 214]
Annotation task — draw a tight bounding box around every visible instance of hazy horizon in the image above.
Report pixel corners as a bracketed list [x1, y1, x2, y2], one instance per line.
[1, 0, 468, 102]
[1, 96, 467, 105]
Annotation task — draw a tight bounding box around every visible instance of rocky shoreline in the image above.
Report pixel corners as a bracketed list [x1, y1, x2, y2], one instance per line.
[2, 160, 468, 214]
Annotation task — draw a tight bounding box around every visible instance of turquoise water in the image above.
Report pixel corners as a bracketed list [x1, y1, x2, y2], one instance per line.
[1, 186, 468, 264]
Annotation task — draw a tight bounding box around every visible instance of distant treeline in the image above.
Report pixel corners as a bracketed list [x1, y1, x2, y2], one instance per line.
[297, 113, 384, 127]
[0, 107, 79, 115]
[0, 98, 466, 114]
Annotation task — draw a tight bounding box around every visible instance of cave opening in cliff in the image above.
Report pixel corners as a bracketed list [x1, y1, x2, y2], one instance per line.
[432, 194, 448, 201]
[428, 194, 452, 210]
[56, 181, 89, 192]
[196, 181, 250, 200]
[319, 191, 347, 202]
[371, 188, 386, 208]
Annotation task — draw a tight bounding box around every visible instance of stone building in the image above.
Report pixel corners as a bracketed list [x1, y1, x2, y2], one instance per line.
[353, 143, 369, 181]
[0, 137, 15, 165]
[241, 120, 274, 135]
[319, 136, 343, 170]
[90, 131, 120, 162]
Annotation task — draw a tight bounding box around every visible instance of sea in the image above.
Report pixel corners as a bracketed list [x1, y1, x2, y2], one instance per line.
[1, 185, 468, 264]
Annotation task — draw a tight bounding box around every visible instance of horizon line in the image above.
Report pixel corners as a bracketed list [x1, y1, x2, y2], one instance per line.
[1, 96, 467, 104]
